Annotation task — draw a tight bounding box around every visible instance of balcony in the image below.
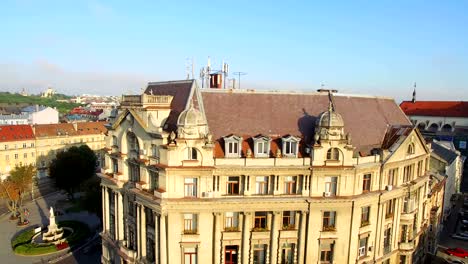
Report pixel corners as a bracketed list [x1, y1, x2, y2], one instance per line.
[399, 240, 415, 251]
[121, 94, 173, 108]
[119, 240, 137, 261]
[322, 226, 336, 232]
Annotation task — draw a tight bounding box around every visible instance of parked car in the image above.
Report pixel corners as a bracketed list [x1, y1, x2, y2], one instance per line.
[453, 234, 468, 241]
[446, 248, 468, 258]
[446, 260, 466, 264]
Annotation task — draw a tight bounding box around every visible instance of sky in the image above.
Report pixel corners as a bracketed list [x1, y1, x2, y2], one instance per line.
[1, 0, 467, 102]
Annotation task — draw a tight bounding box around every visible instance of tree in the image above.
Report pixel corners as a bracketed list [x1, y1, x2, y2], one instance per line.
[0, 164, 35, 224]
[81, 176, 102, 220]
[49, 145, 97, 200]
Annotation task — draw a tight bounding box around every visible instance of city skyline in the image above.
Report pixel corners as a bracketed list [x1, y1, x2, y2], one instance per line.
[1, 0, 468, 102]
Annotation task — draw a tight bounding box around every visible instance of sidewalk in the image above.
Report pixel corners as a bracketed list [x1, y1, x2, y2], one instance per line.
[0, 192, 100, 264]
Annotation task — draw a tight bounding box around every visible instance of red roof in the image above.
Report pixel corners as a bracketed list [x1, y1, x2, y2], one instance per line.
[400, 101, 468, 118]
[0, 125, 35, 142]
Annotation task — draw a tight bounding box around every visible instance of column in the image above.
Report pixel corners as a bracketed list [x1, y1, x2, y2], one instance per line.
[104, 187, 110, 232]
[242, 212, 251, 264]
[160, 214, 167, 264]
[141, 206, 147, 258]
[118, 192, 124, 240]
[114, 192, 119, 240]
[297, 211, 307, 264]
[270, 211, 281, 264]
[154, 213, 159, 264]
[136, 204, 142, 257]
[213, 212, 222, 264]
[101, 187, 106, 233]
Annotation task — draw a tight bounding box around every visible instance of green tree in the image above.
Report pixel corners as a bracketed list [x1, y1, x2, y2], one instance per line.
[0, 164, 36, 224]
[49, 145, 97, 200]
[81, 176, 102, 220]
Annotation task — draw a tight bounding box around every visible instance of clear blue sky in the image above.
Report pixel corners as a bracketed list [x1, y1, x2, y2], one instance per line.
[1, 0, 467, 101]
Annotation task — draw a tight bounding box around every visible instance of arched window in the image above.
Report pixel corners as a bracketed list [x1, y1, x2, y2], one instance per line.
[407, 143, 415, 155]
[186, 147, 198, 160]
[112, 135, 118, 146]
[127, 132, 139, 154]
[417, 123, 426, 131]
[326, 148, 340, 160]
[441, 124, 452, 132]
[428, 123, 439, 132]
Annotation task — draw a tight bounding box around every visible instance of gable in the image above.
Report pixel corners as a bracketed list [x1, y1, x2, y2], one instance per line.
[383, 129, 429, 164]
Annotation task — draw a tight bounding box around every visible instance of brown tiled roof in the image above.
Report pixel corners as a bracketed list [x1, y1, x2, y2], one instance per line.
[34, 123, 77, 137]
[76, 121, 108, 135]
[400, 101, 468, 117]
[0, 125, 35, 142]
[202, 90, 411, 156]
[143, 80, 193, 132]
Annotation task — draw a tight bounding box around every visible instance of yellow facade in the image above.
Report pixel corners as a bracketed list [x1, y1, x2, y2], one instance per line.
[99, 83, 444, 264]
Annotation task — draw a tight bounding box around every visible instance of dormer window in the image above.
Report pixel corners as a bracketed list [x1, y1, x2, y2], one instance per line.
[326, 148, 340, 161]
[253, 136, 271, 158]
[224, 135, 242, 158]
[407, 143, 415, 155]
[282, 136, 300, 157]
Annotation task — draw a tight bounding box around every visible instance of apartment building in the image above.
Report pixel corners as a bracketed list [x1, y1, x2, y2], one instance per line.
[99, 80, 444, 264]
[0, 122, 107, 179]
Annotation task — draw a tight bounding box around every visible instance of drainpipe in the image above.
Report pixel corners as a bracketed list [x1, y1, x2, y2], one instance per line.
[373, 192, 383, 261]
[347, 200, 355, 264]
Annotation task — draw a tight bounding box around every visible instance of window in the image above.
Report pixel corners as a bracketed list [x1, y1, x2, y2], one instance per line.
[112, 158, 119, 173]
[4, 145, 8, 150]
[31, 152, 34, 158]
[386, 199, 394, 218]
[254, 212, 267, 230]
[460, 141, 467, 149]
[14, 153, 18, 160]
[129, 163, 140, 182]
[30, 143, 34, 148]
[361, 206, 370, 227]
[146, 237, 155, 262]
[383, 227, 392, 254]
[184, 247, 197, 264]
[324, 176, 337, 196]
[399, 255, 407, 264]
[253, 244, 267, 264]
[281, 243, 295, 264]
[388, 168, 398, 186]
[225, 212, 239, 231]
[227, 176, 240, 195]
[407, 143, 415, 154]
[362, 174, 371, 192]
[403, 165, 414, 183]
[358, 237, 368, 257]
[400, 225, 408, 242]
[151, 144, 159, 162]
[282, 211, 295, 230]
[253, 136, 271, 157]
[127, 200, 135, 217]
[186, 147, 198, 160]
[23, 153, 27, 159]
[282, 136, 300, 157]
[5, 155, 9, 161]
[225, 245, 238, 264]
[128, 227, 136, 251]
[417, 160, 423, 177]
[320, 243, 334, 263]
[149, 170, 159, 191]
[224, 135, 242, 158]
[326, 148, 339, 160]
[183, 214, 197, 234]
[23, 143, 27, 148]
[284, 176, 297, 194]
[255, 176, 269, 195]
[127, 132, 139, 154]
[184, 178, 197, 197]
[322, 211, 336, 231]
[145, 207, 155, 226]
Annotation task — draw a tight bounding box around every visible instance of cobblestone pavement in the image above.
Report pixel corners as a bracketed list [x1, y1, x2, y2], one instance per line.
[0, 192, 101, 264]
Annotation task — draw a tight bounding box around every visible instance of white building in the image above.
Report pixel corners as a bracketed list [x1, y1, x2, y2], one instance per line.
[0, 105, 59, 125]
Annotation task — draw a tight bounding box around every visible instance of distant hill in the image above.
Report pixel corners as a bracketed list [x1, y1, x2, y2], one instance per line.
[0, 92, 80, 114]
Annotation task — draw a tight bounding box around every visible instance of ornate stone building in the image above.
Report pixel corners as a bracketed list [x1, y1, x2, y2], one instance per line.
[99, 80, 443, 264]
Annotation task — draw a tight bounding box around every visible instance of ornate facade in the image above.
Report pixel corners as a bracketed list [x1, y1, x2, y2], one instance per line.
[100, 80, 444, 264]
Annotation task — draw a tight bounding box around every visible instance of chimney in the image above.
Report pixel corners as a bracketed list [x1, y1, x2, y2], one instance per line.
[209, 73, 223, 89]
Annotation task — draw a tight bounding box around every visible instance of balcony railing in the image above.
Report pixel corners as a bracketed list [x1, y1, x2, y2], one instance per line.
[322, 225, 336, 232]
[121, 94, 173, 107]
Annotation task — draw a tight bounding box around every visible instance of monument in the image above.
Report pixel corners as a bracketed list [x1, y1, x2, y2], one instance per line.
[42, 207, 64, 243]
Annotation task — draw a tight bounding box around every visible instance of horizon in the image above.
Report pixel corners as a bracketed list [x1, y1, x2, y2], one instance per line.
[1, 1, 468, 103]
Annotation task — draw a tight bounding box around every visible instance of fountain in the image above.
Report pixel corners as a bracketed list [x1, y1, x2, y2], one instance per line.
[41, 207, 64, 243]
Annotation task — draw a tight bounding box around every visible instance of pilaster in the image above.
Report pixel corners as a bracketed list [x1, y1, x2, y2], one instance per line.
[242, 212, 251, 264]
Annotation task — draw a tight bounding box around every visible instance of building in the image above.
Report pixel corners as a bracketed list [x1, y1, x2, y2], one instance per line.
[100, 80, 443, 264]
[400, 99, 468, 157]
[0, 125, 36, 180]
[41, 87, 56, 98]
[430, 140, 463, 219]
[0, 122, 107, 179]
[0, 105, 59, 125]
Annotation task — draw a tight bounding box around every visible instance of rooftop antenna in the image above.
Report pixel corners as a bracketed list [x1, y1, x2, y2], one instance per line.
[233, 72, 247, 89]
[412, 82, 416, 103]
[185, 57, 194, 80]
